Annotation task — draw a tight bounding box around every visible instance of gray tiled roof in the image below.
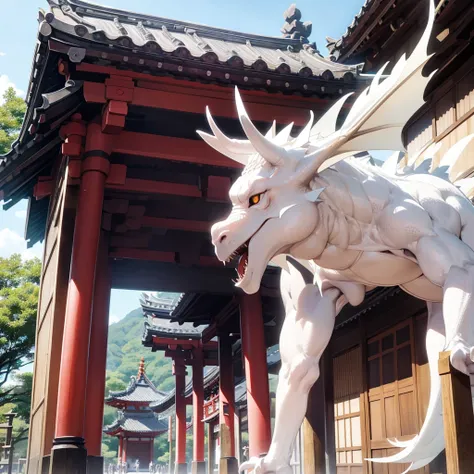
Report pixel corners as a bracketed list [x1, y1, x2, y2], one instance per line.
[139, 292, 183, 319]
[46, 0, 360, 80]
[106, 373, 168, 404]
[104, 409, 168, 435]
[150, 347, 281, 413]
[326, 0, 376, 61]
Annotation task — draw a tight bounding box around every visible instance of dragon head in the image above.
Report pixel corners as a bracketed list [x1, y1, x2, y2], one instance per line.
[198, 89, 333, 294]
[198, 0, 433, 293]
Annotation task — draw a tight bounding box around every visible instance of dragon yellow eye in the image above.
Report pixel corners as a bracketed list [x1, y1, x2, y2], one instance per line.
[249, 194, 261, 206]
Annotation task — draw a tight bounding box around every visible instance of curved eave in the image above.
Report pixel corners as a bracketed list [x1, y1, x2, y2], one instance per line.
[43, 0, 362, 94]
[0, 79, 84, 215]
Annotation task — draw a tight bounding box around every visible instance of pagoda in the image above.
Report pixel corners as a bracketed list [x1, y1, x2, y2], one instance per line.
[104, 358, 168, 469]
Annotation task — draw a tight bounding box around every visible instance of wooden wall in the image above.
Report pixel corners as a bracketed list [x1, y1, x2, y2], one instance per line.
[326, 290, 444, 474]
[404, 58, 474, 187]
[26, 164, 76, 474]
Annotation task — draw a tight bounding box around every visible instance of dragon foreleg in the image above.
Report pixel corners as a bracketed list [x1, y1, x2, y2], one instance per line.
[240, 263, 342, 473]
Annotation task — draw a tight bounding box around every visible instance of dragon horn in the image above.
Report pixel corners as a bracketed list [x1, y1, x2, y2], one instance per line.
[235, 87, 289, 167]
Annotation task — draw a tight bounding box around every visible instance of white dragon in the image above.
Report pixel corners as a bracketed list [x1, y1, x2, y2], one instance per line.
[198, 1, 474, 472]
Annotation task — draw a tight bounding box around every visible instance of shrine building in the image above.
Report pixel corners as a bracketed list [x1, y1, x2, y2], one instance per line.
[103, 358, 168, 469]
[0, 0, 473, 474]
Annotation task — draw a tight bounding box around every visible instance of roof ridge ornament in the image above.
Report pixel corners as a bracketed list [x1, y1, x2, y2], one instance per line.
[281, 4, 313, 44]
[137, 356, 146, 378]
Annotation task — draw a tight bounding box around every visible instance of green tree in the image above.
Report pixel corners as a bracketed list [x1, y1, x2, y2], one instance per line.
[0, 87, 26, 155]
[0, 254, 40, 403]
[0, 254, 40, 461]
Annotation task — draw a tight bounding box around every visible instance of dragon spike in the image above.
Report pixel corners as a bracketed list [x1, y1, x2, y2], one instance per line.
[293, 111, 315, 148]
[274, 122, 294, 145]
[205, 106, 255, 155]
[265, 120, 277, 139]
[235, 87, 289, 167]
[305, 187, 325, 202]
[381, 151, 404, 175]
[196, 131, 250, 165]
[310, 92, 353, 141]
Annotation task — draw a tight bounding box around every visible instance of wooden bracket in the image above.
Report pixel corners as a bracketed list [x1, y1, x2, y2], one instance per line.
[60, 114, 86, 158]
[68, 161, 126, 184]
[102, 76, 134, 134]
[33, 176, 54, 200]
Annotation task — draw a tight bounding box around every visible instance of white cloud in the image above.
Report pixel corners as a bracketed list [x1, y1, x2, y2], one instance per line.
[0, 228, 43, 260]
[0, 52, 5, 57]
[0, 75, 24, 104]
[109, 313, 124, 325]
[14, 210, 27, 219]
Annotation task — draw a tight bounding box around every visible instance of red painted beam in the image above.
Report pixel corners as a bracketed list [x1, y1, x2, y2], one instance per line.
[131, 87, 315, 125]
[110, 247, 222, 268]
[141, 217, 212, 233]
[106, 177, 202, 197]
[110, 248, 176, 263]
[112, 132, 242, 169]
[152, 337, 199, 347]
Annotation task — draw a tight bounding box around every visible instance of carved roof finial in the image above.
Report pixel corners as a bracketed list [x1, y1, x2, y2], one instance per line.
[138, 357, 145, 379]
[281, 4, 313, 42]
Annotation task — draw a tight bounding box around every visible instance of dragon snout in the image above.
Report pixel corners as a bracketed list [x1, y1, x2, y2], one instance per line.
[210, 222, 229, 248]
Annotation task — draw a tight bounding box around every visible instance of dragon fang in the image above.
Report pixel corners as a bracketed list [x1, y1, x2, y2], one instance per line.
[198, 1, 474, 472]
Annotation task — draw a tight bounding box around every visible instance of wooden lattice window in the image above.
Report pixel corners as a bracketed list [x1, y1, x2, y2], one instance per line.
[367, 320, 425, 474]
[333, 347, 363, 474]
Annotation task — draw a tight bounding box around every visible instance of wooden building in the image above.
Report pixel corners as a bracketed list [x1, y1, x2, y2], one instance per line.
[323, 1, 474, 473]
[1, 0, 472, 473]
[0, 1, 363, 474]
[103, 358, 168, 469]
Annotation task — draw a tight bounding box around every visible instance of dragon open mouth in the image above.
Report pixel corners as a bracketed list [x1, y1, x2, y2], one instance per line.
[226, 241, 249, 282]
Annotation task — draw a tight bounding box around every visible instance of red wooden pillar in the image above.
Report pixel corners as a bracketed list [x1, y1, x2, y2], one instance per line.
[218, 333, 238, 474]
[149, 438, 154, 466]
[118, 438, 123, 464]
[84, 234, 111, 474]
[169, 415, 175, 474]
[174, 359, 187, 474]
[122, 438, 128, 464]
[50, 121, 111, 474]
[239, 293, 271, 459]
[192, 347, 206, 474]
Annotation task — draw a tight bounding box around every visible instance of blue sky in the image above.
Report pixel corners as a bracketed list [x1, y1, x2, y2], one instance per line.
[0, 0, 369, 325]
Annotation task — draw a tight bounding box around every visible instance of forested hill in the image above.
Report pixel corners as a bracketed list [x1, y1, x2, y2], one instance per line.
[105, 307, 174, 394]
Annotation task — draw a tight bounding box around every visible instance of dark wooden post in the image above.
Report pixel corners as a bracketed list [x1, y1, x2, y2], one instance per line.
[207, 422, 213, 474]
[168, 416, 175, 474]
[239, 293, 271, 458]
[1, 412, 16, 474]
[303, 374, 326, 474]
[218, 333, 238, 474]
[438, 351, 474, 474]
[50, 121, 111, 474]
[192, 347, 206, 474]
[174, 359, 187, 474]
[85, 234, 111, 474]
